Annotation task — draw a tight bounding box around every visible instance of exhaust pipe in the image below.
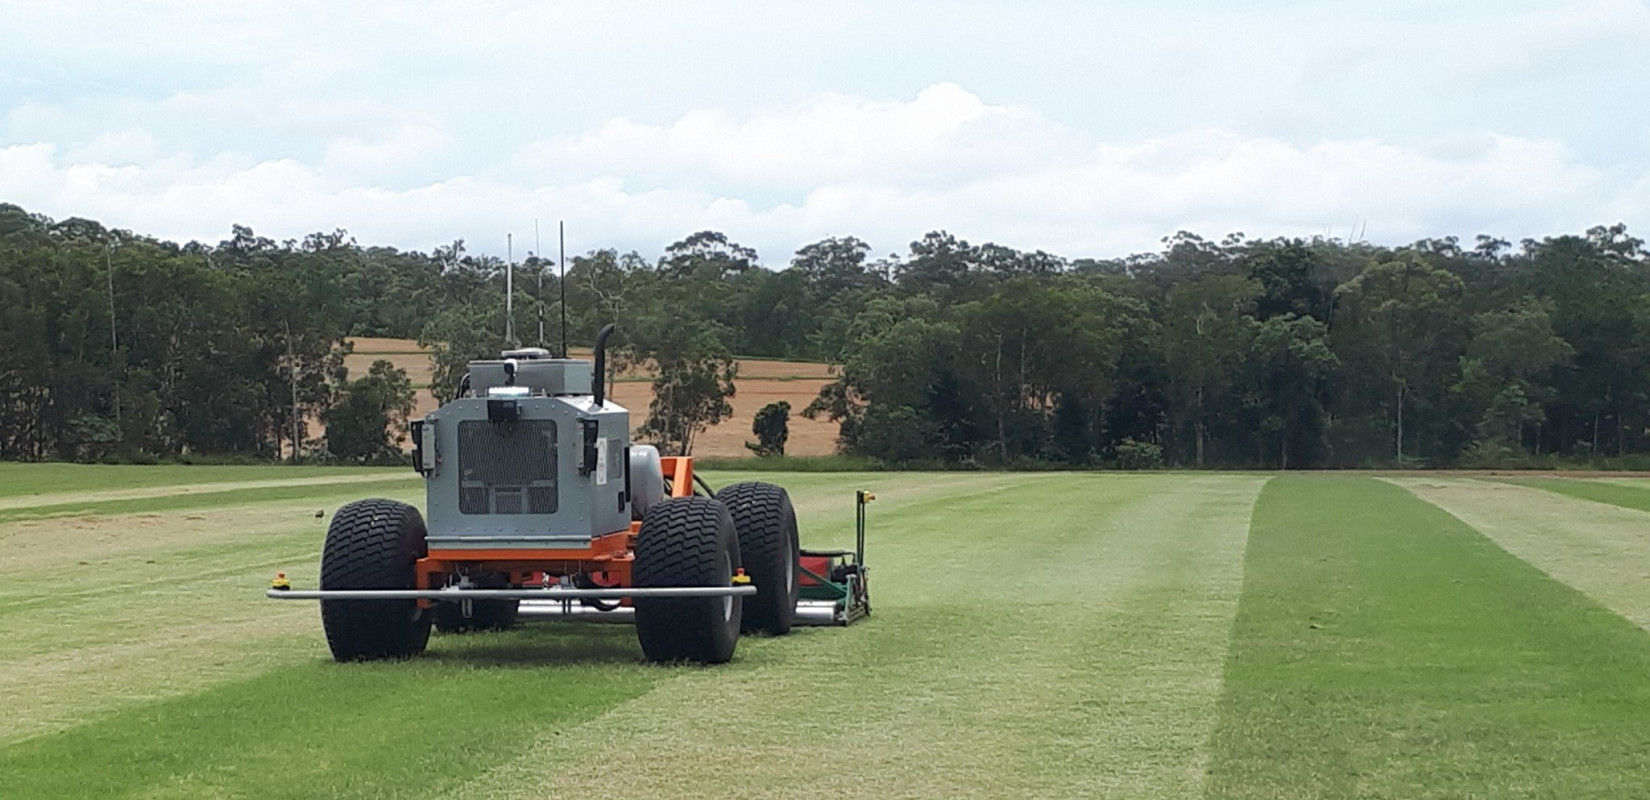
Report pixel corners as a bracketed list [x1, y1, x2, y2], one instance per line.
[592, 323, 615, 407]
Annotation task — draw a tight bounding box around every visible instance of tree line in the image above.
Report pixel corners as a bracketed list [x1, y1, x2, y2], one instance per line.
[1, 200, 1645, 468]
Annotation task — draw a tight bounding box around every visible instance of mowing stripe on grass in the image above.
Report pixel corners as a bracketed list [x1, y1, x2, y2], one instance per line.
[1487, 475, 1650, 514]
[1205, 476, 1650, 800]
[0, 514, 337, 744]
[0, 462, 403, 499]
[0, 485, 422, 744]
[0, 471, 1024, 764]
[450, 473, 1267, 800]
[1, 608, 321, 746]
[0, 475, 420, 524]
[0, 627, 657, 799]
[1393, 476, 1650, 630]
[0, 470, 417, 512]
[0, 496, 385, 576]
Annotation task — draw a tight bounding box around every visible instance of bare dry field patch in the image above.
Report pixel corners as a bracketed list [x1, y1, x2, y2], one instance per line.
[341, 338, 841, 458]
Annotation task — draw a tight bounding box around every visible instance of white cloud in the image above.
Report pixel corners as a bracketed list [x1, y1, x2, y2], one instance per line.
[324, 124, 451, 172]
[521, 83, 1085, 190]
[64, 130, 159, 165]
[0, 83, 1633, 262]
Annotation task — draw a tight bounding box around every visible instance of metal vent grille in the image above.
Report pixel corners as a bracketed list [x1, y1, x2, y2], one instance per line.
[458, 420, 557, 515]
[494, 488, 523, 514]
[459, 487, 487, 514]
[528, 486, 555, 514]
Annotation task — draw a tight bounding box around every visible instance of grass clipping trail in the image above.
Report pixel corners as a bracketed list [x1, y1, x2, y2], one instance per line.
[454, 474, 1267, 800]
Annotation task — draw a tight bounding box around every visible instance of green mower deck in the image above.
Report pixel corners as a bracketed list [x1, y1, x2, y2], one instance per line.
[795, 490, 873, 626]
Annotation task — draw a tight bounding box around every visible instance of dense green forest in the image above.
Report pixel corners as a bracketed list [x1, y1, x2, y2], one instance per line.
[2, 200, 1646, 468]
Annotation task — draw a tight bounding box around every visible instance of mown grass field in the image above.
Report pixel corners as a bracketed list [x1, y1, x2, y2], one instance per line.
[5, 466, 1650, 798]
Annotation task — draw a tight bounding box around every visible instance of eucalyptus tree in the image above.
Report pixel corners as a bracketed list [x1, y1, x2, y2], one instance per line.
[1161, 273, 1260, 467]
[1332, 259, 1467, 463]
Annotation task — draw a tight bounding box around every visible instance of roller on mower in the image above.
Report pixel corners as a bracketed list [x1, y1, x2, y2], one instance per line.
[267, 324, 871, 664]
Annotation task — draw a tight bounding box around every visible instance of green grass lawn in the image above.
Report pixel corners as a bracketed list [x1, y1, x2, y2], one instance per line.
[5, 466, 1650, 798]
[449, 472, 1264, 800]
[1206, 475, 1650, 799]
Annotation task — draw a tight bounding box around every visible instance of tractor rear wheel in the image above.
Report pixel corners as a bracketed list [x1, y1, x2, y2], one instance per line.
[632, 496, 742, 663]
[319, 499, 432, 661]
[717, 481, 800, 635]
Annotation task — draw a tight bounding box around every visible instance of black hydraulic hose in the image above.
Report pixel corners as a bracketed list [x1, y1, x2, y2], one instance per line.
[576, 573, 621, 611]
[665, 474, 718, 497]
[456, 372, 471, 399]
[592, 323, 615, 406]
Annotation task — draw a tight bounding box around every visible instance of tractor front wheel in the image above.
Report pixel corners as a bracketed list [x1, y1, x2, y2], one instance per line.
[717, 481, 800, 635]
[319, 499, 432, 661]
[632, 496, 742, 663]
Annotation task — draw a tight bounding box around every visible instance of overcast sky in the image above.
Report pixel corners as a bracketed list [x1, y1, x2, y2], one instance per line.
[2, 0, 1647, 264]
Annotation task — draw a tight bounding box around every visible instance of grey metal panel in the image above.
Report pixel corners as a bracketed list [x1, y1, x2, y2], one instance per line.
[423, 394, 630, 548]
[469, 359, 592, 396]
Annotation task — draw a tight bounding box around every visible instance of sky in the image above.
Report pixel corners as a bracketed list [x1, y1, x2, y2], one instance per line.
[1, 0, 1647, 264]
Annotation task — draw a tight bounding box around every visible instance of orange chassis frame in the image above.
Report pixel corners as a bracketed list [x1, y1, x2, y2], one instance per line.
[412, 455, 698, 609]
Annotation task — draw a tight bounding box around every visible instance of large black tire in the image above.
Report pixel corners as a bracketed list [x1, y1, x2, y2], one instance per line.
[632, 496, 742, 663]
[717, 482, 800, 635]
[433, 599, 520, 633]
[319, 499, 432, 661]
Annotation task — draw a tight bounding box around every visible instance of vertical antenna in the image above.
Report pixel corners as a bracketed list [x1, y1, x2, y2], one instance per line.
[535, 219, 544, 347]
[505, 233, 516, 347]
[106, 242, 120, 428]
[559, 220, 568, 358]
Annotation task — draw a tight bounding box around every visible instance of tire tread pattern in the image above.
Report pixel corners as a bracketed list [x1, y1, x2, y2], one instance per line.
[632, 496, 741, 663]
[716, 481, 799, 634]
[319, 498, 432, 661]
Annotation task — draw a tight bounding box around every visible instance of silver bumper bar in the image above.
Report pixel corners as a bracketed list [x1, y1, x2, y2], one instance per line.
[513, 599, 844, 624]
[267, 586, 756, 601]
